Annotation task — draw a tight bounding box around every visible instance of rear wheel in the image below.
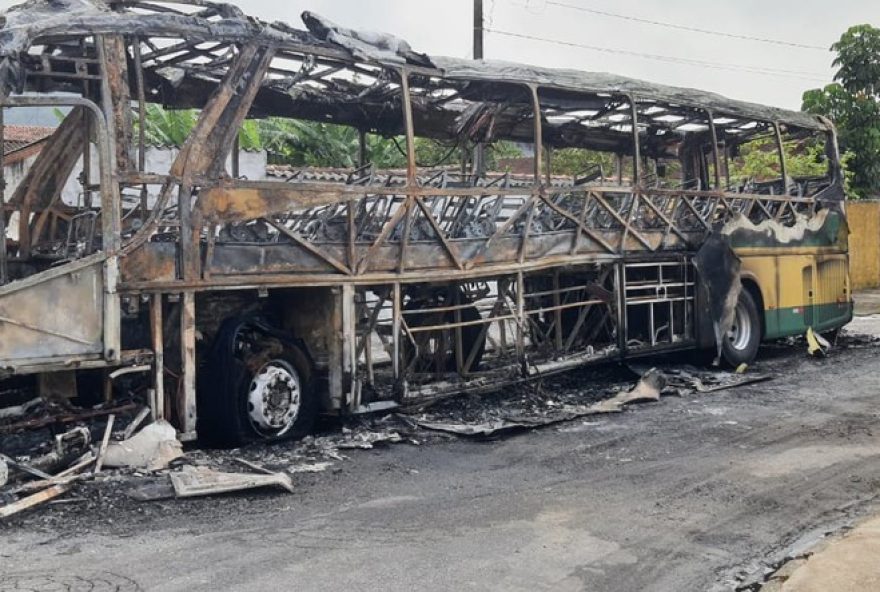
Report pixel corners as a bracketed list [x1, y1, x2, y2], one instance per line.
[199, 317, 317, 447]
[720, 289, 761, 367]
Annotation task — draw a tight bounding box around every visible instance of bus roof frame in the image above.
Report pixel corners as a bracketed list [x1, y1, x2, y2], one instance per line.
[0, 0, 830, 136]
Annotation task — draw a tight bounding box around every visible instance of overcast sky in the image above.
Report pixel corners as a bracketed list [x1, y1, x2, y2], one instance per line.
[2, 0, 878, 110]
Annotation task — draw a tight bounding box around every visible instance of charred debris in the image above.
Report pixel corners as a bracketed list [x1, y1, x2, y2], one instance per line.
[1, 361, 778, 520]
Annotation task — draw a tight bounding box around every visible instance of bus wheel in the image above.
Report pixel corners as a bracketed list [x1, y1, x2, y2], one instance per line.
[721, 289, 761, 367]
[199, 317, 317, 447]
[245, 355, 306, 440]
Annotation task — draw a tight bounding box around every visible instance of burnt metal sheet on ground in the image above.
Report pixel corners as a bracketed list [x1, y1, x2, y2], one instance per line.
[413, 366, 772, 438]
[169, 467, 294, 498]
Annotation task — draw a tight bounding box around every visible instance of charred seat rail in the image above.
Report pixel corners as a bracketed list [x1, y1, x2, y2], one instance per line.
[0, 0, 851, 444]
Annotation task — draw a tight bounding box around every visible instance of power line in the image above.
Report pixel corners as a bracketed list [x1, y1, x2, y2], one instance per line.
[485, 28, 828, 82]
[522, 0, 828, 51]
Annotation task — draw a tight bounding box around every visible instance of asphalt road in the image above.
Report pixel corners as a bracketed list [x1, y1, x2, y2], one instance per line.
[3, 334, 880, 592]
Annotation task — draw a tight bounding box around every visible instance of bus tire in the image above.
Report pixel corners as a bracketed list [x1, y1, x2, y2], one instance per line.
[199, 317, 317, 447]
[721, 289, 761, 367]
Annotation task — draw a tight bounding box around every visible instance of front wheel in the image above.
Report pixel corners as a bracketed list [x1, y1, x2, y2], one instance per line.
[720, 289, 761, 367]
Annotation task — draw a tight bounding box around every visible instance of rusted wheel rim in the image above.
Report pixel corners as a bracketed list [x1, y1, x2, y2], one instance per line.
[728, 301, 752, 351]
[247, 359, 301, 437]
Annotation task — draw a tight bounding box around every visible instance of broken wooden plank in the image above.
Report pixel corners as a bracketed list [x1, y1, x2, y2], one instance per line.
[695, 373, 772, 393]
[8, 453, 96, 496]
[94, 413, 115, 473]
[0, 483, 72, 519]
[56, 453, 96, 478]
[123, 406, 151, 440]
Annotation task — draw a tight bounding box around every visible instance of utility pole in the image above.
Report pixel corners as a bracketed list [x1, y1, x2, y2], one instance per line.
[473, 0, 485, 176]
[473, 0, 484, 61]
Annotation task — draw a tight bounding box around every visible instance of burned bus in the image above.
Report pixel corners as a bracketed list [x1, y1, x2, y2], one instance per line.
[0, 1, 851, 445]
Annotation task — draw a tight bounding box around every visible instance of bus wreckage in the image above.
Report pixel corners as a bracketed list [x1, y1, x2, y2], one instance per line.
[0, 0, 852, 445]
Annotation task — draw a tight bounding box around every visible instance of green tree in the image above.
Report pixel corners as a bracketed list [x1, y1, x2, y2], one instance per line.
[730, 136, 828, 181]
[139, 104, 198, 147]
[802, 24, 880, 198]
[137, 105, 522, 172]
[549, 148, 614, 177]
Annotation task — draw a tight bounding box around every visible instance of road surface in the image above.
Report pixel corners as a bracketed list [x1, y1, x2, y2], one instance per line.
[3, 333, 880, 592]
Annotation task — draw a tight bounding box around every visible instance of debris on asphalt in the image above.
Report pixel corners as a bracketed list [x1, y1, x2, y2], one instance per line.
[633, 364, 772, 395]
[170, 467, 294, 498]
[413, 368, 666, 437]
[806, 326, 831, 357]
[7, 452, 95, 495]
[335, 428, 404, 449]
[128, 478, 177, 502]
[413, 364, 772, 438]
[836, 330, 880, 349]
[0, 355, 792, 520]
[0, 454, 51, 481]
[233, 457, 277, 475]
[415, 419, 525, 437]
[621, 367, 666, 403]
[102, 420, 183, 470]
[0, 454, 52, 488]
[2, 426, 92, 483]
[287, 461, 334, 474]
[0, 483, 73, 518]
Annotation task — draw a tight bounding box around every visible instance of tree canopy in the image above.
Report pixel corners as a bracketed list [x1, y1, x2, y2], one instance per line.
[802, 24, 880, 198]
[136, 106, 523, 172]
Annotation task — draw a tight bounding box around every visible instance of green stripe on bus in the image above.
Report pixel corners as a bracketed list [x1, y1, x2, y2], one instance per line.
[763, 301, 853, 340]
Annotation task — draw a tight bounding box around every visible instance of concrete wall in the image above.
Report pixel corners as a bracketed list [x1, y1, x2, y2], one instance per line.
[848, 200, 880, 290]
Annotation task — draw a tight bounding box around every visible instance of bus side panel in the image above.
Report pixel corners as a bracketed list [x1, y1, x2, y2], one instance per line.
[0, 254, 106, 364]
[768, 254, 816, 339]
[740, 253, 853, 341]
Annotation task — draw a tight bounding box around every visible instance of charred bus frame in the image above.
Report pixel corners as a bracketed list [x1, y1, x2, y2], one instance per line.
[0, 1, 851, 444]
